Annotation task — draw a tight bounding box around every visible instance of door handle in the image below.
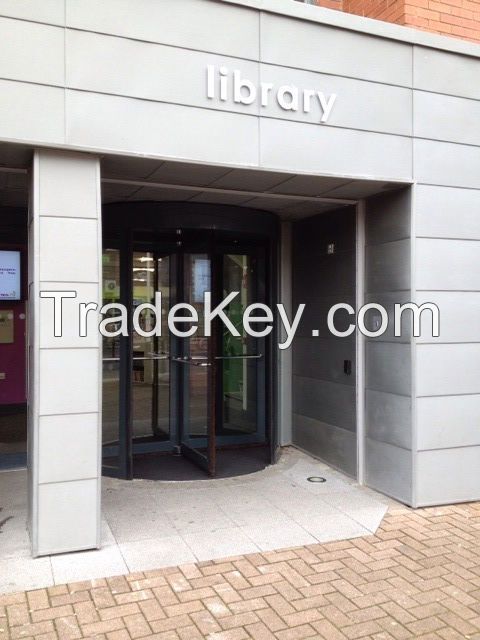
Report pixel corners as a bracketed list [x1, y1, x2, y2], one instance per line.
[214, 354, 263, 360]
[171, 356, 211, 367]
[146, 352, 170, 360]
[103, 354, 169, 362]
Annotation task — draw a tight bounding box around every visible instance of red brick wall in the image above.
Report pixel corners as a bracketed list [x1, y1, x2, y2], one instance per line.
[343, 0, 406, 24]
[313, 0, 480, 42]
[315, 0, 344, 10]
[403, 0, 480, 42]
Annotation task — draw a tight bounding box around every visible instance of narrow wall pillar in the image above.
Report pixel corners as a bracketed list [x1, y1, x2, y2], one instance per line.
[279, 221, 292, 446]
[28, 149, 102, 556]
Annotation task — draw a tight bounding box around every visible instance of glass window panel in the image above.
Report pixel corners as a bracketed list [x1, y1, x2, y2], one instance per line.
[102, 248, 121, 450]
[184, 254, 210, 439]
[221, 254, 258, 436]
[132, 251, 170, 442]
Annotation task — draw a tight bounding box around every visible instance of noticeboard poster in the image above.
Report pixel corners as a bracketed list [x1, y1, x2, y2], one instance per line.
[193, 258, 210, 303]
[0, 250, 21, 301]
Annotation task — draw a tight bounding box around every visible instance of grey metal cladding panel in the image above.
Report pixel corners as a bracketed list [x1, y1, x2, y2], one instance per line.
[366, 341, 411, 396]
[293, 209, 355, 258]
[260, 63, 412, 136]
[260, 119, 413, 180]
[415, 291, 480, 344]
[416, 238, 480, 291]
[293, 336, 356, 385]
[415, 185, 480, 240]
[293, 213, 356, 301]
[66, 30, 260, 117]
[293, 376, 356, 432]
[296, 297, 356, 339]
[66, 0, 259, 59]
[0, 0, 64, 24]
[0, 17, 64, 87]
[366, 239, 411, 293]
[294, 251, 356, 301]
[365, 438, 412, 504]
[293, 413, 357, 477]
[417, 394, 480, 450]
[293, 233, 355, 276]
[65, 91, 259, 166]
[261, 13, 413, 87]
[414, 139, 480, 189]
[364, 292, 412, 343]
[416, 447, 480, 506]
[414, 46, 480, 101]
[366, 389, 412, 450]
[366, 188, 411, 245]
[0, 80, 65, 146]
[416, 344, 480, 396]
[414, 91, 480, 146]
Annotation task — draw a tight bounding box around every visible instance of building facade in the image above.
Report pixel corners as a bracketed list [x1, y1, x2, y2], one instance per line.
[0, 0, 479, 557]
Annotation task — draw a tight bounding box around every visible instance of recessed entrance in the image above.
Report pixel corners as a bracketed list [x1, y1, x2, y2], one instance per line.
[102, 204, 278, 479]
[0, 207, 28, 472]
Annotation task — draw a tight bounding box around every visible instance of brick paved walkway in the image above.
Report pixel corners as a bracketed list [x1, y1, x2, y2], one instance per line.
[2, 502, 480, 640]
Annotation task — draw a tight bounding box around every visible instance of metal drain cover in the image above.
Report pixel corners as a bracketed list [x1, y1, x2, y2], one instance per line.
[307, 476, 326, 483]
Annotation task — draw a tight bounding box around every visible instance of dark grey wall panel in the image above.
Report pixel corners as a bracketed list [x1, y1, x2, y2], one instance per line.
[297, 296, 356, 339]
[366, 389, 411, 449]
[293, 376, 356, 432]
[365, 438, 412, 504]
[294, 252, 355, 300]
[366, 342, 411, 397]
[293, 414, 357, 478]
[293, 336, 356, 385]
[292, 207, 357, 476]
[364, 292, 411, 343]
[364, 188, 412, 504]
[366, 239, 410, 293]
[365, 189, 411, 245]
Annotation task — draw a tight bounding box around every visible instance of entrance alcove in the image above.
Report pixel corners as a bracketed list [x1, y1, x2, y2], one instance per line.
[0, 144, 413, 567]
[99, 153, 411, 492]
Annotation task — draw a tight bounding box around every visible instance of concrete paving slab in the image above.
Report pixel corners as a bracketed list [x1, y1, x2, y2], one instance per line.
[241, 521, 318, 551]
[0, 447, 395, 593]
[50, 544, 129, 585]
[0, 555, 53, 593]
[119, 535, 196, 572]
[181, 526, 260, 561]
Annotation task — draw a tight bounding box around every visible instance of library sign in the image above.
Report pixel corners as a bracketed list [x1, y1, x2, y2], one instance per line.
[206, 65, 337, 123]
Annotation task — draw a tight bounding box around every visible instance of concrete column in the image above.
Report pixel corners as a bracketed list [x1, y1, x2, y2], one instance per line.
[28, 149, 102, 556]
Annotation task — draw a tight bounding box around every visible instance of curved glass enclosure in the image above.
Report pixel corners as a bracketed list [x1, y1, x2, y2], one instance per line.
[101, 204, 278, 479]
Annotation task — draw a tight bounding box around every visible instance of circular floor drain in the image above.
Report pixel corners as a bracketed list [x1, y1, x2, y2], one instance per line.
[307, 476, 326, 483]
